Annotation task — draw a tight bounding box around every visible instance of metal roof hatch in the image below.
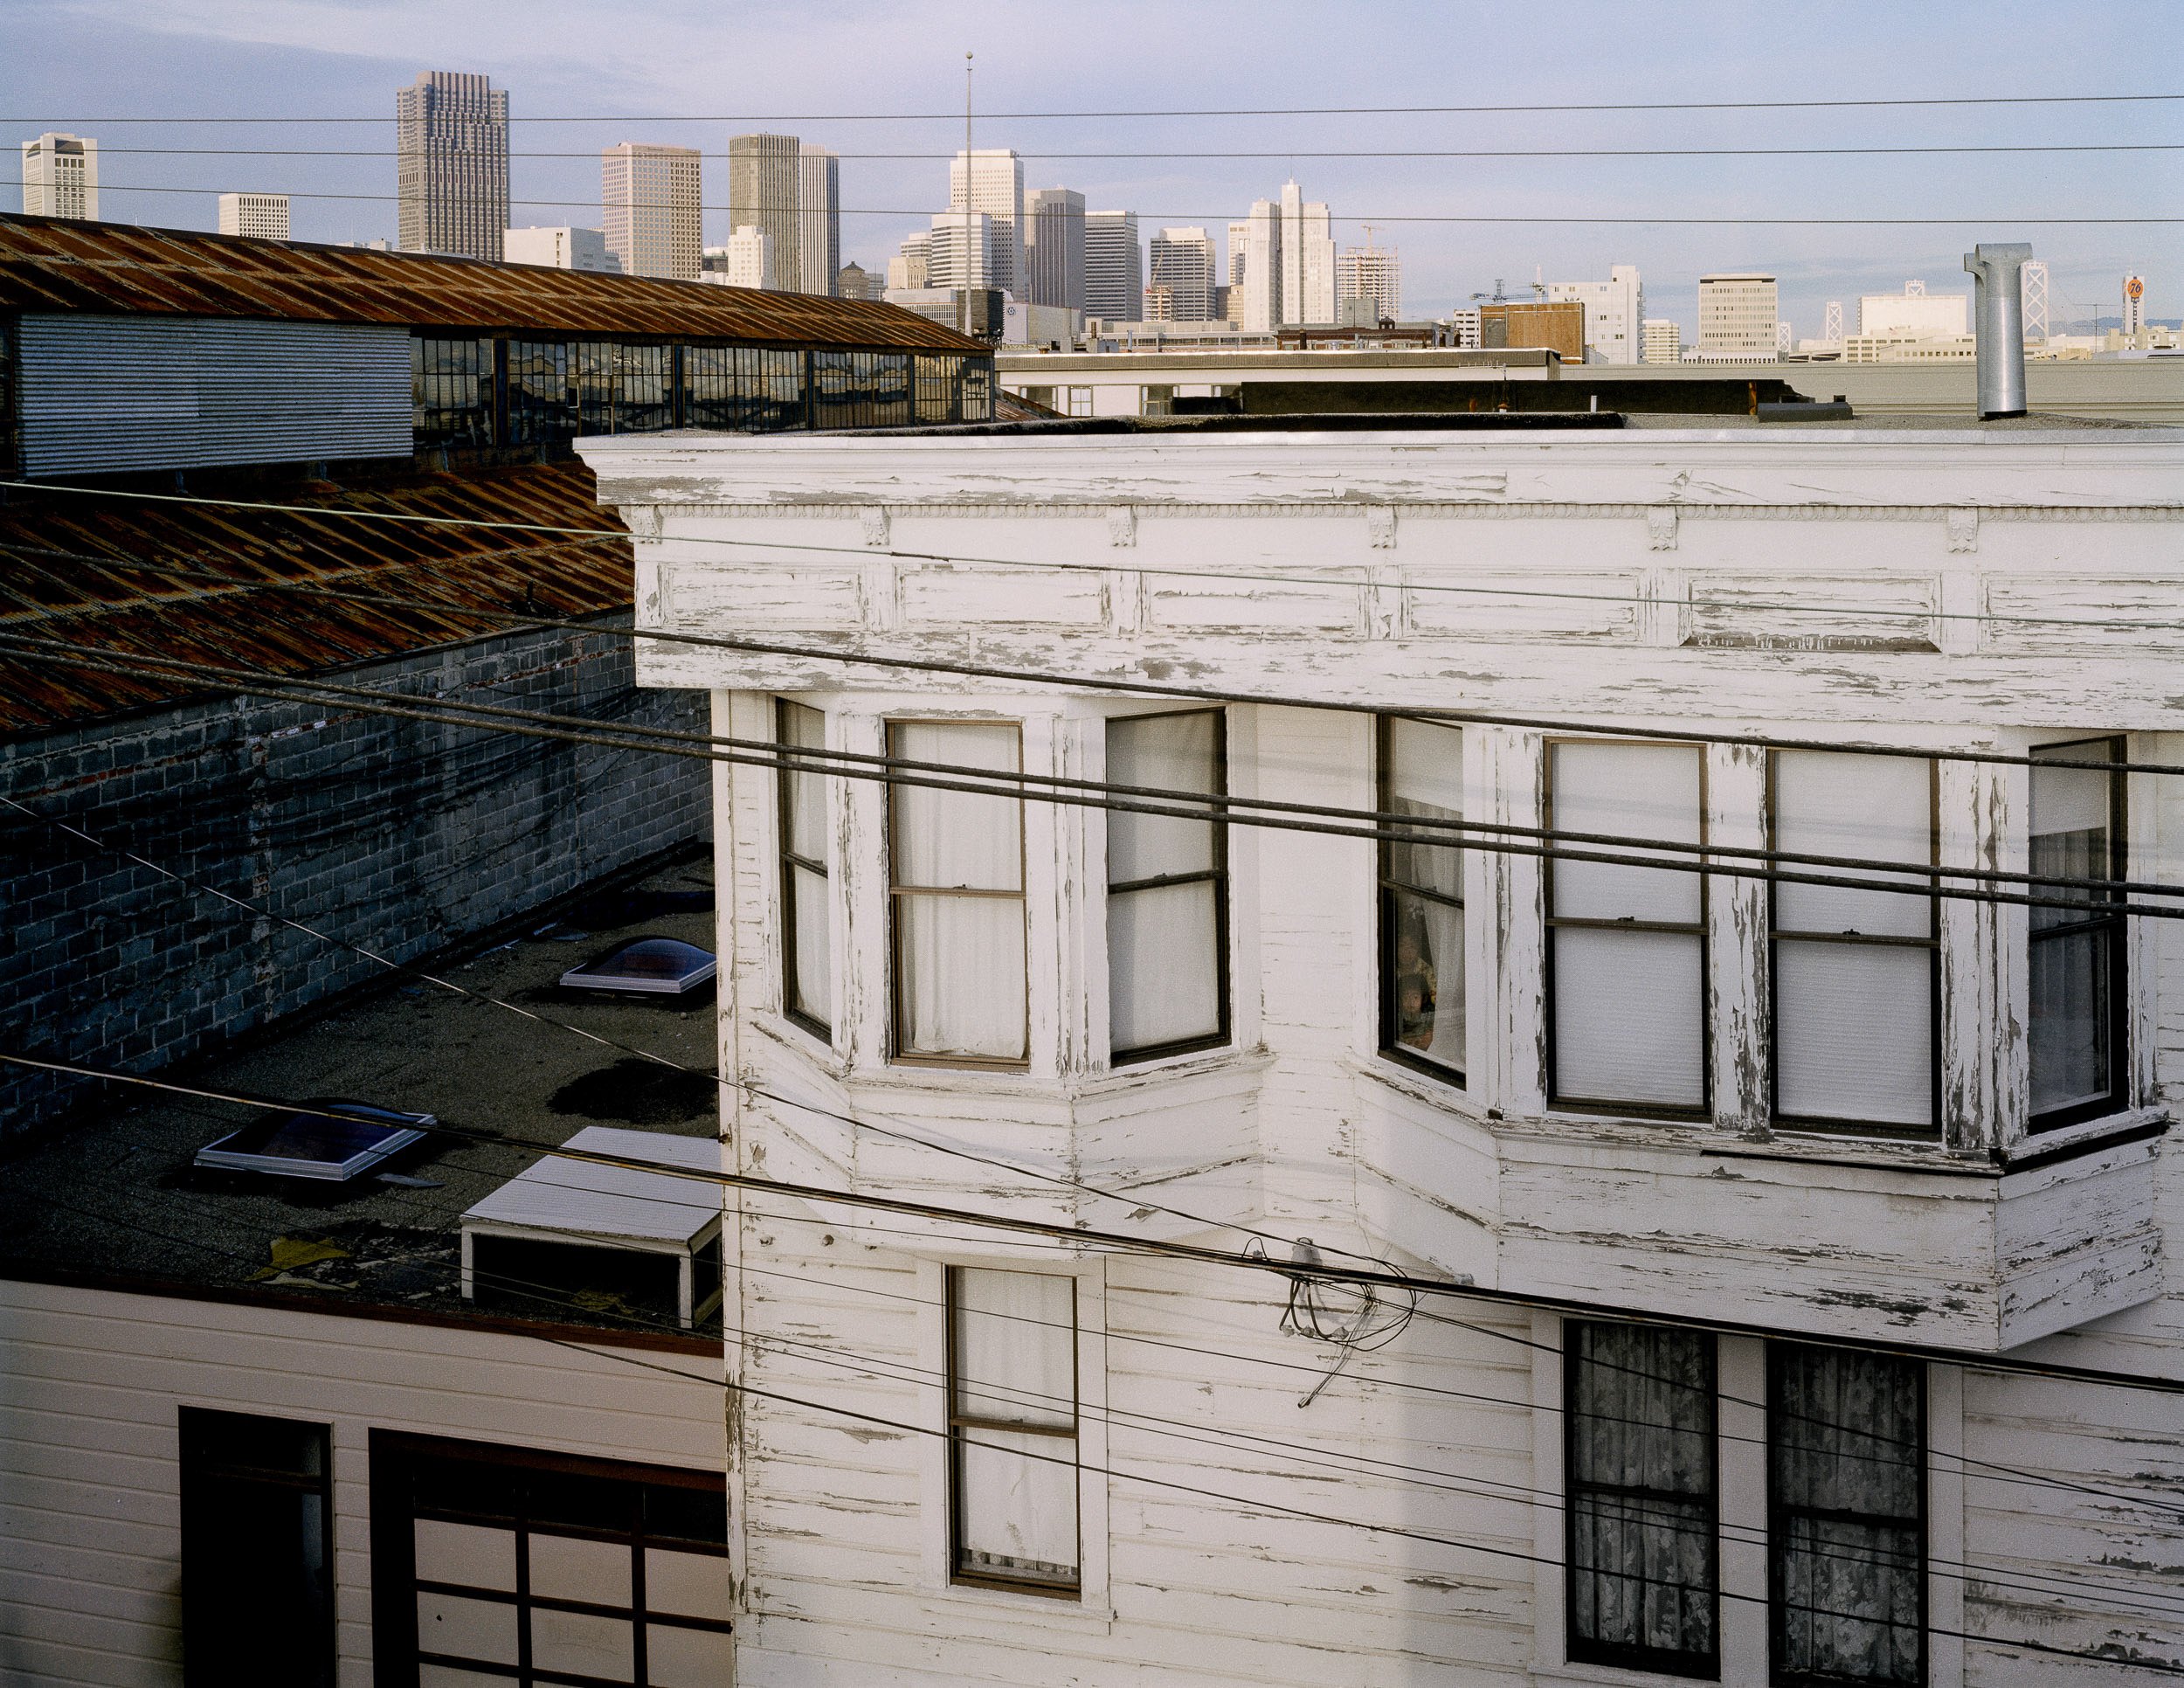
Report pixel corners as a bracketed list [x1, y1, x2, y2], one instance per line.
[193, 1099, 436, 1183]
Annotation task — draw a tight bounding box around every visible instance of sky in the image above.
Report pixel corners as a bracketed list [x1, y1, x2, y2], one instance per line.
[9, 0, 2178, 334]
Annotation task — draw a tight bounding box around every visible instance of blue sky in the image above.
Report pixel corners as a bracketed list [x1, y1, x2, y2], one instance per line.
[10, 0, 2177, 332]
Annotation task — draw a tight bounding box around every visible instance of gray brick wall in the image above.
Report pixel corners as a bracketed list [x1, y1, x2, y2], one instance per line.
[0, 618, 709, 1134]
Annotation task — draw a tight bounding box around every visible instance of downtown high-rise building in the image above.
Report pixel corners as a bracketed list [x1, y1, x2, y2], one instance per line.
[927, 211, 998, 291]
[218, 192, 289, 240]
[950, 149, 1025, 297]
[1149, 227, 1218, 321]
[701, 225, 777, 290]
[21, 133, 98, 221]
[1545, 264, 1643, 363]
[396, 72, 508, 261]
[1234, 181, 1335, 331]
[1022, 187, 1086, 312]
[1641, 318, 1683, 363]
[1697, 273, 1780, 357]
[1337, 244, 1402, 322]
[728, 134, 840, 295]
[602, 143, 702, 280]
[1083, 211, 1142, 322]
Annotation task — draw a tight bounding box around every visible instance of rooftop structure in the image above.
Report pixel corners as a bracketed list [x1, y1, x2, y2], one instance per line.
[396, 70, 508, 261]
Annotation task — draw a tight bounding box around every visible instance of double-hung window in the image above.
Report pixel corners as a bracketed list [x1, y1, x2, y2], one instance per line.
[1548, 742, 1708, 1115]
[2028, 740, 2128, 1129]
[180, 1408, 335, 1688]
[777, 700, 832, 1038]
[1106, 710, 1228, 1062]
[1770, 753, 1937, 1134]
[948, 1267, 1081, 1595]
[1379, 716, 1466, 1079]
[1768, 1346, 1926, 1688]
[888, 721, 1028, 1066]
[1564, 1321, 1719, 1678]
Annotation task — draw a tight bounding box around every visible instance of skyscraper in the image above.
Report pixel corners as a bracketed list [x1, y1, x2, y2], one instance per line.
[1234, 182, 1336, 331]
[700, 225, 776, 290]
[1697, 273, 1780, 357]
[1641, 318, 1682, 363]
[1149, 227, 1217, 321]
[21, 133, 98, 221]
[927, 211, 997, 290]
[1337, 244, 1402, 322]
[602, 143, 702, 280]
[1083, 211, 1142, 322]
[888, 232, 931, 292]
[218, 193, 289, 240]
[1545, 265, 1642, 363]
[798, 147, 840, 297]
[1023, 187, 1086, 311]
[950, 149, 1025, 297]
[396, 72, 508, 261]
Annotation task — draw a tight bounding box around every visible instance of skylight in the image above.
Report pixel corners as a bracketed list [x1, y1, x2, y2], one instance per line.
[194, 1100, 436, 1183]
[558, 936, 718, 998]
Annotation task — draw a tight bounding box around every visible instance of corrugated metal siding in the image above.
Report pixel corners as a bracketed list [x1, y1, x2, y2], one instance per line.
[17, 312, 412, 475]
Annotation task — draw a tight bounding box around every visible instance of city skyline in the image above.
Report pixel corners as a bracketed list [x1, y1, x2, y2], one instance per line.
[9, 0, 2175, 334]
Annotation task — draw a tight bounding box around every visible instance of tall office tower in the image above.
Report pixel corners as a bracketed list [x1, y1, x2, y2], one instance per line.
[1149, 227, 1217, 321]
[601, 143, 702, 280]
[21, 133, 98, 220]
[1235, 200, 1279, 331]
[701, 225, 776, 289]
[396, 72, 508, 260]
[506, 225, 616, 272]
[1697, 273, 1780, 356]
[1023, 187, 1086, 311]
[2019, 260, 2049, 341]
[798, 146, 840, 295]
[1641, 318, 1682, 363]
[2123, 273, 2146, 335]
[218, 192, 289, 240]
[950, 149, 1025, 296]
[1083, 211, 1142, 321]
[888, 232, 931, 291]
[1337, 244, 1403, 322]
[1227, 222, 1249, 290]
[728, 135, 801, 289]
[927, 211, 997, 290]
[1279, 181, 1336, 326]
[1545, 264, 1641, 363]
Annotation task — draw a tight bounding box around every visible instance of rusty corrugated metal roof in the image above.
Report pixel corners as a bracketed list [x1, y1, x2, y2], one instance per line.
[0, 212, 985, 352]
[0, 461, 638, 737]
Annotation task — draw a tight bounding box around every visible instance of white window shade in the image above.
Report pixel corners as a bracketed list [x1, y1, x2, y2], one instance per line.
[951, 1268, 1079, 1591]
[890, 722, 1027, 1063]
[1382, 716, 1465, 1076]
[1107, 711, 1227, 1061]
[1549, 742, 1706, 1112]
[1772, 752, 1934, 1131]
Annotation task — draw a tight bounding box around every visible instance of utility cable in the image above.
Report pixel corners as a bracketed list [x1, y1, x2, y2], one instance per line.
[52, 142, 2184, 162]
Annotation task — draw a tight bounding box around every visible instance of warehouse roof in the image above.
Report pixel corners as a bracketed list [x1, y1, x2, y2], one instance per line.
[0, 212, 985, 352]
[0, 460, 632, 736]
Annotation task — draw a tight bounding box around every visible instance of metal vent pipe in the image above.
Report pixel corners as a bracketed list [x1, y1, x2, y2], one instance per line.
[1962, 242, 2033, 419]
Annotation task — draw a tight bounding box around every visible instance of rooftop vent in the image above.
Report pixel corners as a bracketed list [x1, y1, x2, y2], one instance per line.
[558, 936, 717, 998]
[194, 1099, 435, 1183]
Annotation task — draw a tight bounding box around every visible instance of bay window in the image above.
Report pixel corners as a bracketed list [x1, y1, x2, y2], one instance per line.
[1548, 742, 1708, 1115]
[888, 721, 1028, 1066]
[948, 1266, 1080, 1595]
[1379, 716, 1466, 1080]
[777, 700, 832, 1038]
[2028, 740, 2127, 1130]
[1770, 753, 1937, 1134]
[1106, 709, 1229, 1062]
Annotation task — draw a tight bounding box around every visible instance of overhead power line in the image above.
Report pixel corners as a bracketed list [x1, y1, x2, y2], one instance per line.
[48, 142, 2184, 162]
[9, 91, 2181, 121]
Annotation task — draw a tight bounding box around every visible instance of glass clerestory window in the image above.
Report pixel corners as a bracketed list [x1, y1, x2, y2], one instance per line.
[778, 700, 833, 1038]
[1106, 710, 1228, 1063]
[948, 1267, 1081, 1596]
[888, 721, 1027, 1066]
[1379, 716, 1466, 1080]
[1770, 753, 1937, 1135]
[1548, 742, 1708, 1116]
[2028, 740, 2128, 1130]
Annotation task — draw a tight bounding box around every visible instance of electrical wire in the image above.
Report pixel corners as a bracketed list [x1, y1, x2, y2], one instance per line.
[46, 142, 2184, 162]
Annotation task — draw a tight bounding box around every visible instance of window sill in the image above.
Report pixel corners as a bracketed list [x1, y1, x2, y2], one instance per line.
[749, 1012, 849, 1078]
[912, 1575, 1115, 1632]
[1529, 1659, 1726, 1688]
[2001, 1105, 2167, 1173]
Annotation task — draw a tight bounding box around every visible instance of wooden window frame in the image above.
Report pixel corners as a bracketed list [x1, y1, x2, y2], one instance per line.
[944, 1266, 1083, 1600]
[1766, 753, 1943, 1140]
[886, 718, 1031, 1070]
[1106, 708, 1232, 1067]
[2028, 737, 2131, 1133]
[776, 698, 832, 1042]
[1543, 737, 1713, 1121]
[1376, 712, 1466, 1089]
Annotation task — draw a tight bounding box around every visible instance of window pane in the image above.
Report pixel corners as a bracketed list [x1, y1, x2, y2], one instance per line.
[1388, 888, 1464, 1071]
[2028, 743, 2123, 1126]
[1386, 716, 1464, 894]
[891, 723, 1023, 891]
[780, 702, 828, 857]
[788, 864, 832, 1026]
[2030, 927, 2112, 1115]
[1776, 943, 1932, 1127]
[898, 894, 1026, 1060]
[1773, 752, 1932, 938]
[1566, 1322, 1718, 1673]
[954, 1268, 1075, 1429]
[1110, 880, 1221, 1054]
[181, 1409, 334, 1688]
[1553, 928, 1705, 1108]
[1552, 743, 1704, 924]
[530, 1605, 634, 1682]
[1106, 711, 1220, 882]
[958, 1431, 1078, 1585]
[1770, 1345, 1925, 1688]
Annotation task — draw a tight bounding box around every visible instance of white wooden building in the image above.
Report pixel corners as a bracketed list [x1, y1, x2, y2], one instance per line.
[581, 412, 2184, 1687]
